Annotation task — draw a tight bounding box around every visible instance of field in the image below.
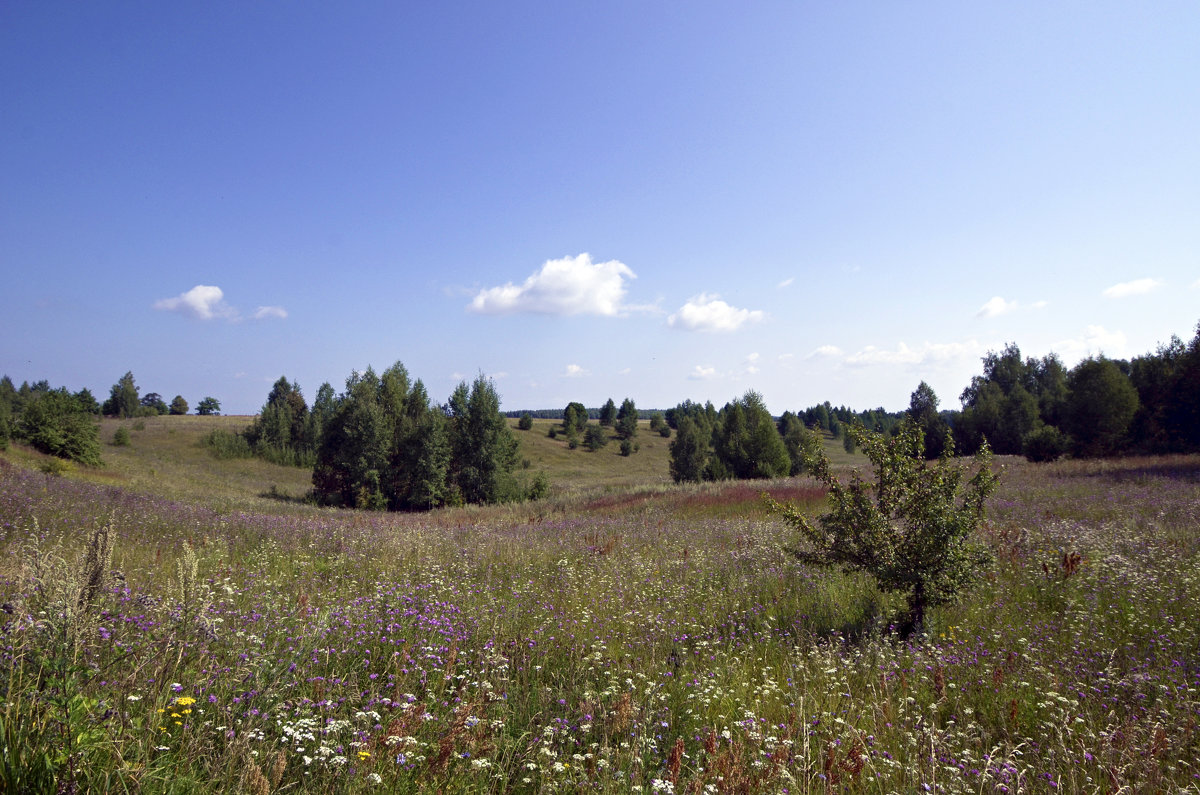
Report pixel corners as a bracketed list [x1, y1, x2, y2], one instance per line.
[2, 416, 1199, 793]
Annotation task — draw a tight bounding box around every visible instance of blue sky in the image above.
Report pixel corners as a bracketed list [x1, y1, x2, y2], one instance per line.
[3, 2, 1198, 415]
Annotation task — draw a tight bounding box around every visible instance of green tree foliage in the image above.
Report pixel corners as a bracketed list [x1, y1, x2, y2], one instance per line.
[0, 376, 15, 451]
[103, 372, 139, 418]
[619, 438, 637, 457]
[562, 402, 588, 435]
[599, 398, 617, 427]
[196, 397, 221, 416]
[710, 391, 789, 480]
[112, 426, 131, 447]
[769, 421, 998, 638]
[447, 374, 522, 505]
[140, 392, 168, 416]
[777, 411, 822, 475]
[649, 411, 670, 438]
[73, 388, 100, 415]
[906, 382, 951, 459]
[1064, 357, 1139, 457]
[583, 424, 609, 452]
[17, 389, 102, 466]
[668, 416, 710, 483]
[169, 395, 189, 415]
[1022, 424, 1068, 462]
[517, 412, 533, 430]
[956, 345, 1068, 456]
[243, 377, 314, 466]
[313, 368, 391, 509]
[308, 382, 337, 443]
[615, 398, 638, 440]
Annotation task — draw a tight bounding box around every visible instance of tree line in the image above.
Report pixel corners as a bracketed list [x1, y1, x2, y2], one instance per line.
[0, 371, 221, 465]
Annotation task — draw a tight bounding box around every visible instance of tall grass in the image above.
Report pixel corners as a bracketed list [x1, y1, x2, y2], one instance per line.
[1, 452, 1198, 792]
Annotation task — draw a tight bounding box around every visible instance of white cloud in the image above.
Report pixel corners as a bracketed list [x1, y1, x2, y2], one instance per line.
[689, 365, 719, 380]
[1191, 278, 1200, 289]
[468, 253, 635, 316]
[744, 353, 760, 374]
[1055, 325, 1128, 359]
[1103, 278, 1163, 298]
[668, 293, 764, 333]
[806, 344, 843, 359]
[845, 340, 980, 368]
[154, 285, 235, 320]
[778, 277, 794, 288]
[976, 296, 1048, 318]
[253, 305, 288, 320]
[564, 364, 589, 378]
[976, 296, 1018, 318]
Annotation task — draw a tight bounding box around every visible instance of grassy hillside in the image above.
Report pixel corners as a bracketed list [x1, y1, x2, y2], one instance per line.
[3, 414, 858, 513]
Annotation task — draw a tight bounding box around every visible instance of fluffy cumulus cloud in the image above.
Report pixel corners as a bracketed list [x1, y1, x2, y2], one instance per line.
[468, 253, 635, 316]
[1103, 278, 1163, 298]
[689, 365, 719, 380]
[668, 293, 764, 333]
[154, 285, 286, 322]
[153, 285, 234, 320]
[564, 364, 589, 378]
[1055, 325, 1128, 359]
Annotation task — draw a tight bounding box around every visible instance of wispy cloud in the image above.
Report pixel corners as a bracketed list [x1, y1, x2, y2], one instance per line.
[1054, 325, 1128, 359]
[154, 285, 236, 320]
[668, 293, 764, 333]
[468, 253, 636, 316]
[806, 344, 843, 359]
[777, 277, 794, 288]
[744, 352, 760, 374]
[1103, 278, 1162, 298]
[689, 365, 719, 380]
[844, 340, 980, 368]
[976, 296, 1048, 318]
[253, 305, 288, 320]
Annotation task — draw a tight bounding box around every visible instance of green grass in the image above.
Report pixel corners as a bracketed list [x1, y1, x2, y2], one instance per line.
[5, 418, 1196, 793]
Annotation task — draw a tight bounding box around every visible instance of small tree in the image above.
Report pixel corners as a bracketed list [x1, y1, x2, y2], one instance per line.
[615, 397, 638, 440]
[517, 412, 533, 430]
[599, 398, 617, 427]
[169, 395, 189, 415]
[583, 424, 609, 452]
[768, 421, 998, 638]
[563, 402, 588, 435]
[196, 397, 221, 416]
[140, 392, 169, 416]
[103, 372, 140, 418]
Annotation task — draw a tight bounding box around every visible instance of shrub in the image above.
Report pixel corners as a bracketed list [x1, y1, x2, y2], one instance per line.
[768, 421, 998, 638]
[619, 438, 637, 456]
[112, 427, 131, 447]
[201, 429, 253, 459]
[1023, 425, 1068, 462]
[517, 413, 533, 430]
[584, 425, 609, 452]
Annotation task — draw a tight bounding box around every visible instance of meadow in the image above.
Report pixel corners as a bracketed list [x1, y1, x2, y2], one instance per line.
[1, 416, 1198, 793]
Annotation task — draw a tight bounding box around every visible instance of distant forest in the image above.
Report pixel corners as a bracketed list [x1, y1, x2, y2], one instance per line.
[3, 320, 1198, 506]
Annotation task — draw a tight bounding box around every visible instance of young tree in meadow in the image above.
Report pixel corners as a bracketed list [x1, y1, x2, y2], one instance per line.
[517, 412, 533, 430]
[615, 397, 638, 440]
[599, 398, 617, 427]
[778, 411, 822, 475]
[768, 421, 998, 638]
[307, 382, 337, 443]
[169, 395, 189, 415]
[649, 411, 670, 438]
[583, 423, 609, 452]
[563, 401, 588, 435]
[103, 372, 140, 418]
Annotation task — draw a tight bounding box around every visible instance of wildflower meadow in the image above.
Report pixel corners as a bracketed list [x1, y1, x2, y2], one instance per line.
[1, 450, 1198, 792]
